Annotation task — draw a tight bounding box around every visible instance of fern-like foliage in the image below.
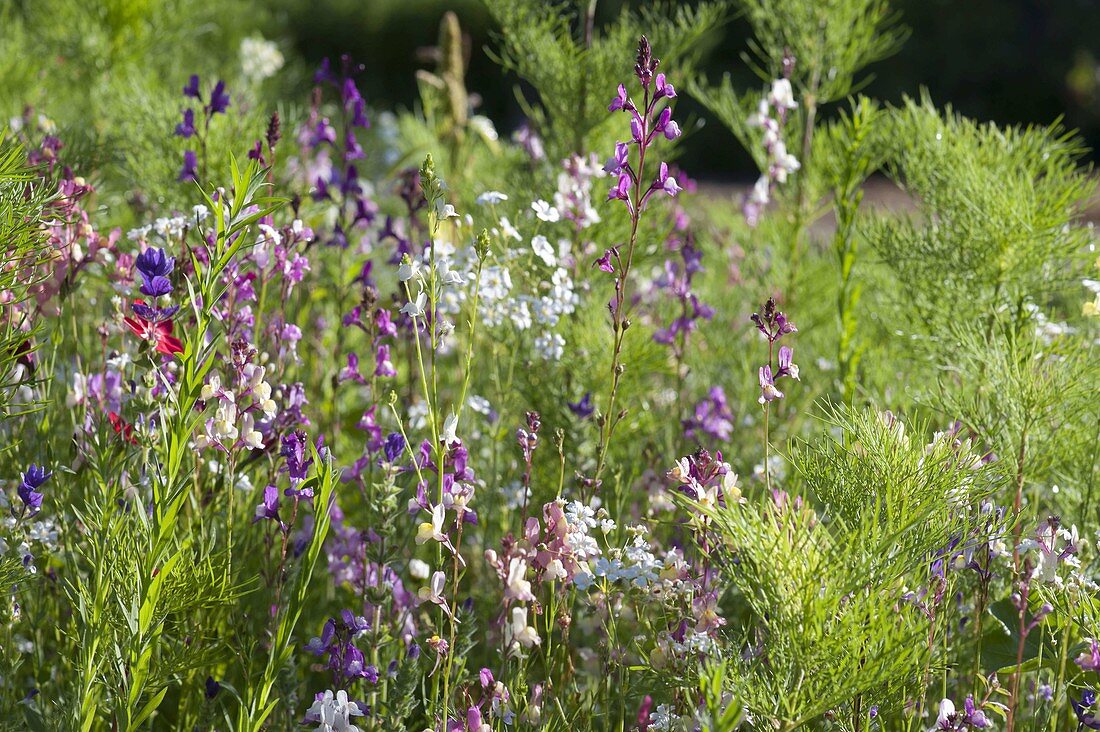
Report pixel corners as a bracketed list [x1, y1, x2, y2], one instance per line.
[483, 0, 726, 158]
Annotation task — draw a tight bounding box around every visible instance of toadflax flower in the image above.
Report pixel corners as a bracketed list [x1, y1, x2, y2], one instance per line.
[505, 606, 540, 651]
[18, 465, 52, 515]
[418, 570, 454, 619]
[301, 689, 364, 732]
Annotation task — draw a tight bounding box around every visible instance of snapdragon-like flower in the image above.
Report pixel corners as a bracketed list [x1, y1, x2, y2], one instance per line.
[1072, 689, 1100, 730]
[932, 696, 992, 731]
[253, 484, 284, 529]
[301, 689, 365, 732]
[174, 109, 196, 138]
[17, 465, 51, 515]
[1077, 638, 1100, 671]
[418, 570, 454, 619]
[135, 246, 175, 298]
[505, 606, 540, 651]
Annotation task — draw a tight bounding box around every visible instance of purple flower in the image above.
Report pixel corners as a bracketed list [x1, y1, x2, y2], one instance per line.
[776, 345, 799, 380]
[204, 677, 220, 699]
[751, 297, 797, 342]
[683, 386, 734, 443]
[338, 353, 366, 385]
[207, 80, 230, 115]
[603, 142, 630, 175]
[17, 464, 51, 514]
[758, 365, 784, 404]
[374, 309, 397, 338]
[383, 432, 405, 464]
[350, 98, 369, 128]
[281, 431, 313, 486]
[178, 150, 198, 182]
[654, 162, 682, 197]
[311, 118, 337, 147]
[374, 344, 396, 378]
[253, 484, 282, 525]
[608, 83, 630, 112]
[174, 109, 196, 138]
[314, 57, 335, 84]
[1074, 689, 1100, 730]
[655, 73, 676, 99]
[607, 173, 632, 204]
[1077, 638, 1100, 671]
[653, 107, 681, 140]
[136, 247, 175, 297]
[182, 74, 201, 99]
[568, 392, 594, 419]
[594, 248, 617, 274]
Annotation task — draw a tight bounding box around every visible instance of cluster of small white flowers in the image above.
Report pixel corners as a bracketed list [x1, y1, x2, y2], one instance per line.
[127, 206, 209, 243]
[575, 534, 663, 590]
[533, 332, 565, 361]
[1023, 302, 1075, 344]
[240, 36, 285, 83]
[425, 222, 577, 361]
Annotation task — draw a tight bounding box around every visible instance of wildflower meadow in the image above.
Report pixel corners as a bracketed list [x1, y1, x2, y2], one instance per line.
[1, 1, 1100, 730]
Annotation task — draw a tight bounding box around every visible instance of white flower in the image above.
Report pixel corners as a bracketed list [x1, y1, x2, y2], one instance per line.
[531, 235, 557, 267]
[435, 200, 460, 220]
[240, 36, 284, 83]
[240, 413, 263, 450]
[400, 291, 427, 318]
[749, 175, 770, 205]
[469, 115, 498, 141]
[476, 191, 509, 206]
[416, 503, 448, 545]
[933, 698, 955, 729]
[649, 704, 680, 732]
[768, 78, 798, 111]
[418, 570, 454, 618]
[505, 557, 534, 601]
[441, 412, 460, 447]
[747, 98, 770, 127]
[441, 269, 465, 286]
[397, 258, 422, 282]
[531, 199, 560, 222]
[303, 689, 363, 732]
[408, 558, 431, 580]
[498, 216, 522, 241]
[533, 332, 565, 361]
[212, 401, 239, 443]
[507, 606, 540, 649]
[467, 395, 491, 415]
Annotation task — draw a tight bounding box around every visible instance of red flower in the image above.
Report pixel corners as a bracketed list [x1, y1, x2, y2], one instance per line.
[123, 300, 184, 356]
[108, 411, 139, 444]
